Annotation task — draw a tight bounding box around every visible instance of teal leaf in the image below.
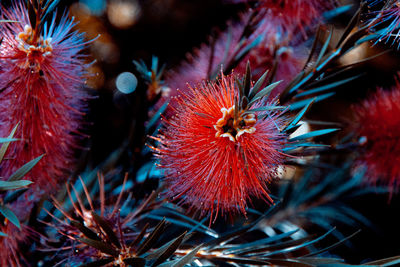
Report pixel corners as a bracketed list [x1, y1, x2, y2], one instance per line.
[289, 128, 339, 142]
[315, 26, 334, 67]
[248, 80, 281, 106]
[8, 154, 44, 181]
[158, 243, 202, 267]
[0, 231, 8, 237]
[281, 143, 329, 152]
[249, 70, 269, 100]
[4, 188, 29, 204]
[323, 4, 353, 20]
[295, 74, 363, 98]
[0, 204, 21, 229]
[284, 99, 314, 132]
[0, 180, 33, 191]
[234, 35, 263, 62]
[0, 138, 18, 143]
[0, 123, 19, 163]
[289, 93, 335, 110]
[146, 101, 169, 133]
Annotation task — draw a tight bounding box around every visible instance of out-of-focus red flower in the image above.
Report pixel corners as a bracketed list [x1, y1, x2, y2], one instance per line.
[236, 43, 307, 98]
[0, 223, 30, 267]
[151, 73, 288, 221]
[162, 10, 308, 112]
[0, 1, 90, 195]
[225, 0, 336, 35]
[164, 19, 244, 97]
[353, 86, 400, 191]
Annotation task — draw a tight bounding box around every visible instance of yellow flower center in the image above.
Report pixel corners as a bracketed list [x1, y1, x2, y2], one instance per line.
[16, 25, 53, 72]
[214, 105, 256, 142]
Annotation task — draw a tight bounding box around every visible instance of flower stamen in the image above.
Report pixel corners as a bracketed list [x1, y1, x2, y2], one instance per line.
[214, 105, 256, 142]
[16, 25, 53, 72]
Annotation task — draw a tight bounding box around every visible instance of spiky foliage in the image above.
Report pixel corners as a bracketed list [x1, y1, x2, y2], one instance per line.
[367, 0, 400, 49]
[266, 164, 385, 241]
[0, 129, 41, 267]
[0, 0, 90, 195]
[134, 56, 168, 103]
[40, 174, 201, 266]
[278, 3, 390, 109]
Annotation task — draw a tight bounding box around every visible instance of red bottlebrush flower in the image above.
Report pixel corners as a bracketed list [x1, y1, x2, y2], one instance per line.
[0, 1, 90, 195]
[151, 71, 289, 221]
[353, 86, 400, 191]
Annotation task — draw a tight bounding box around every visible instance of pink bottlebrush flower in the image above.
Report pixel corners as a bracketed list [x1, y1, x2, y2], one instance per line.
[353, 85, 400, 191]
[151, 72, 289, 221]
[0, 1, 90, 195]
[164, 19, 244, 99]
[162, 12, 307, 113]
[225, 0, 337, 35]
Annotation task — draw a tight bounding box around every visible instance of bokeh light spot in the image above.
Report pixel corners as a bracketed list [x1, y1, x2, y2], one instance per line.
[116, 72, 137, 94]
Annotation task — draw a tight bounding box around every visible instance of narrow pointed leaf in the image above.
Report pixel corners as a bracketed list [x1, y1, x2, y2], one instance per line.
[315, 27, 334, 67]
[92, 212, 121, 249]
[301, 230, 361, 258]
[245, 106, 286, 113]
[129, 223, 149, 248]
[284, 99, 314, 132]
[171, 243, 202, 267]
[0, 138, 18, 144]
[4, 188, 29, 204]
[323, 5, 353, 20]
[151, 231, 187, 267]
[336, 4, 361, 49]
[364, 256, 400, 266]
[264, 229, 335, 257]
[0, 231, 7, 237]
[243, 61, 251, 97]
[8, 154, 44, 181]
[289, 93, 335, 110]
[136, 219, 167, 256]
[234, 35, 263, 62]
[0, 204, 21, 229]
[0, 124, 19, 163]
[71, 220, 101, 241]
[249, 70, 268, 100]
[0, 180, 33, 191]
[295, 74, 363, 98]
[248, 81, 281, 106]
[146, 101, 169, 133]
[77, 238, 119, 257]
[281, 143, 329, 152]
[289, 129, 339, 141]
